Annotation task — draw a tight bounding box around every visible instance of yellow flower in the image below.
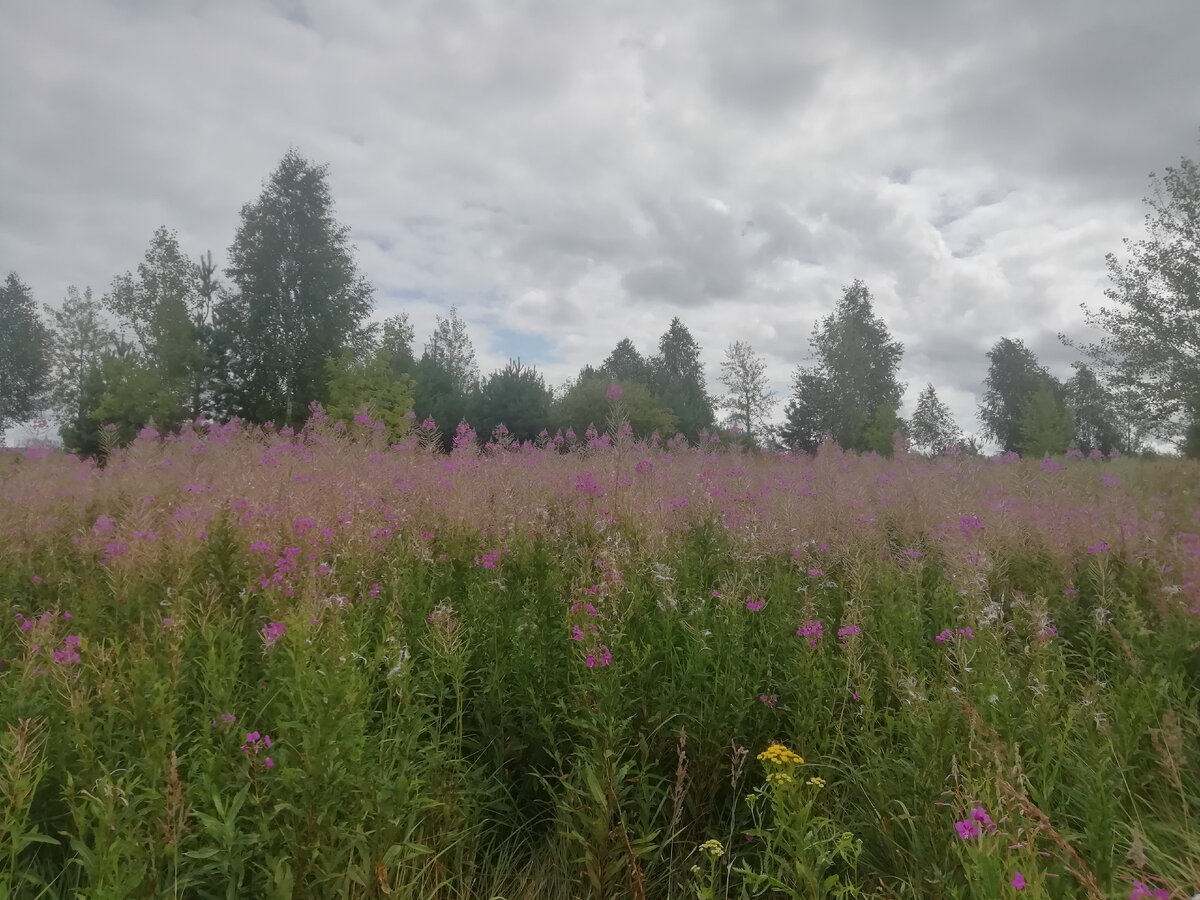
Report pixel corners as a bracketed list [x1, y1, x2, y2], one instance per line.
[699, 839, 725, 858]
[756, 743, 804, 765]
[807, 776, 826, 788]
[766, 771, 794, 788]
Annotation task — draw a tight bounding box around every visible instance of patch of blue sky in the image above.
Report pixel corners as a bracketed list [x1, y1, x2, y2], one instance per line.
[493, 329, 557, 365]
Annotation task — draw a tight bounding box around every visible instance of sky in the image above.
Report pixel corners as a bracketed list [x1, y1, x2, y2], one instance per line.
[3, 0, 1200, 443]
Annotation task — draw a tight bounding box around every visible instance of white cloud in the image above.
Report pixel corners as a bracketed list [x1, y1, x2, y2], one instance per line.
[2, 0, 1198, 443]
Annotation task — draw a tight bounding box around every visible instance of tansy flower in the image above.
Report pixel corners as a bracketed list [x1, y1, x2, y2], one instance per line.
[766, 771, 794, 788]
[807, 776, 826, 788]
[699, 839, 725, 858]
[757, 743, 804, 765]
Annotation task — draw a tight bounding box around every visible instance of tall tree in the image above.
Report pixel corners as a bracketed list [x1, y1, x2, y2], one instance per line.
[469, 359, 552, 444]
[650, 317, 714, 440]
[412, 307, 478, 444]
[104, 226, 200, 367]
[1020, 385, 1073, 457]
[1064, 363, 1124, 455]
[421, 307, 478, 393]
[601, 338, 653, 385]
[1071, 140, 1200, 452]
[978, 338, 1060, 452]
[220, 149, 374, 427]
[909, 383, 961, 455]
[45, 286, 116, 451]
[0, 273, 52, 436]
[778, 370, 836, 452]
[780, 280, 904, 453]
[378, 313, 417, 377]
[717, 340, 774, 444]
[100, 227, 208, 430]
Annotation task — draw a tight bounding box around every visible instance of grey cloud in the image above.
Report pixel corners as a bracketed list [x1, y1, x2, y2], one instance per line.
[3, 0, 1199, 444]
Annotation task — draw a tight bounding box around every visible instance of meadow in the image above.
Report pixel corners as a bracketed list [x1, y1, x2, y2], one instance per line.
[1, 413, 1198, 900]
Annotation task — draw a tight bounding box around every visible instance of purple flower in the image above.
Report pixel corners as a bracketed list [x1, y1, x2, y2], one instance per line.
[806, 568, 824, 577]
[605, 384, 623, 401]
[954, 818, 981, 840]
[1129, 882, 1170, 900]
[796, 620, 824, 646]
[261, 621, 287, 645]
[264, 757, 275, 769]
[837, 624, 861, 640]
[1011, 871, 1026, 891]
[1087, 541, 1111, 555]
[758, 694, 778, 707]
[745, 597, 765, 612]
[959, 515, 985, 537]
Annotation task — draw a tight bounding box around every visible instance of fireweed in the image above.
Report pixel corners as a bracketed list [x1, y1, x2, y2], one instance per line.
[0, 421, 1197, 898]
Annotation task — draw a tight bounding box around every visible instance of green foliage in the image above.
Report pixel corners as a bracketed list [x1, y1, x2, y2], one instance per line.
[220, 149, 375, 428]
[469, 359, 552, 444]
[1, 441, 1199, 898]
[553, 376, 678, 440]
[718, 339, 775, 444]
[650, 318, 715, 440]
[862, 404, 903, 458]
[1020, 384, 1073, 457]
[0, 272, 52, 434]
[325, 349, 416, 441]
[979, 337, 1061, 452]
[601, 337, 653, 385]
[45, 286, 116, 452]
[782, 280, 904, 453]
[378, 312, 417, 377]
[1076, 138, 1200, 449]
[909, 383, 961, 456]
[1065, 362, 1125, 455]
[92, 351, 189, 444]
[412, 308, 478, 447]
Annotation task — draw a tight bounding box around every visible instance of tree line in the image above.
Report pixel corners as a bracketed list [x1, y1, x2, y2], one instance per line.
[2, 140, 1199, 458]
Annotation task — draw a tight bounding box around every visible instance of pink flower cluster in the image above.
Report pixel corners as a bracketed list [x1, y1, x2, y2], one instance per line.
[796, 620, 824, 646]
[936, 627, 975, 643]
[585, 646, 612, 668]
[1129, 882, 1170, 899]
[51, 635, 81, 666]
[261, 621, 287, 645]
[241, 730, 275, 769]
[954, 806, 996, 839]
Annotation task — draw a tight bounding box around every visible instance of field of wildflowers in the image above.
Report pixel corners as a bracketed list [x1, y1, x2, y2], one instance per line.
[1, 413, 1198, 899]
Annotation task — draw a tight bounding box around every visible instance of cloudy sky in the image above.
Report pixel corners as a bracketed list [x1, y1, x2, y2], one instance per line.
[3, 0, 1199, 439]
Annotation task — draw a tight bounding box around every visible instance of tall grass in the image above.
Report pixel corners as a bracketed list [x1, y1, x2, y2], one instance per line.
[0, 420, 1197, 898]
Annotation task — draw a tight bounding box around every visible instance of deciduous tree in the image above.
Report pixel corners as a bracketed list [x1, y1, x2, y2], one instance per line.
[45, 286, 116, 452]
[220, 149, 374, 427]
[1071, 138, 1200, 452]
[0, 273, 52, 435]
[979, 338, 1059, 452]
[717, 340, 774, 444]
[909, 383, 961, 455]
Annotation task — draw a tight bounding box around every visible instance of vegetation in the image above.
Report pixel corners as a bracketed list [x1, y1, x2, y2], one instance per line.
[1, 423, 1197, 898]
